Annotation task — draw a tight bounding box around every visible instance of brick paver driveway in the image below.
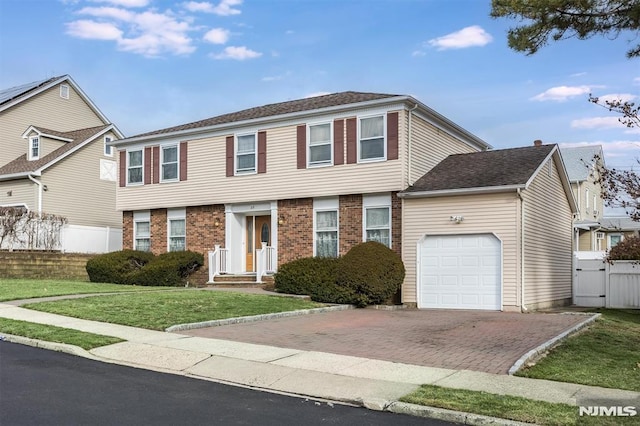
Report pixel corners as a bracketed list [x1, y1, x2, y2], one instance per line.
[181, 309, 588, 374]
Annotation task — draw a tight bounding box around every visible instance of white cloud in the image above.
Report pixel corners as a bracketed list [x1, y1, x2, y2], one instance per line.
[78, 6, 135, 21]
[89, 0, 149, 7]
[262, 71, 291, 82]
[570, 72, 587, 78]
[571, 116, 627, 129]
[412, 50, 426, 57]
[203, 28, 230, 44]
[427, 25, 492, 50]
[66, 20, 122, 40]
[212, 46, 261, 60]
[597, 93, 638, 103]
[531, 85, 591, 102]
[183, 0, 242, 15]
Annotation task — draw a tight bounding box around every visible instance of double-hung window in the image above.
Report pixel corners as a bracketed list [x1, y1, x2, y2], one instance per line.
[127, 149, 143, 185]
[308, 123, 332, 166]
[236, 134, 256, 174]
[161, 145, 178, 181]
[133, 211, 150, 252]
[314, 198, 339, 258]
[363, 194, 391, 248]
[168, 208, 186, 252]
[29, 136, 40, 160]
[359, 115, 385, 161]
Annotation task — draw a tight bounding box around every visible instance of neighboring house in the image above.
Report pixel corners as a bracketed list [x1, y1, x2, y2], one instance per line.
[0, 75, 124, 252]
[599, 217, 640, 250]
[111, 91, 575, 311]
[560, 145, 605, 251]
[399, 142, 577, 311]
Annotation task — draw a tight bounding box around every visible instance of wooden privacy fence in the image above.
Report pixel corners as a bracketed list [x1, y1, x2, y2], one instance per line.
[574, 254, 640, 308]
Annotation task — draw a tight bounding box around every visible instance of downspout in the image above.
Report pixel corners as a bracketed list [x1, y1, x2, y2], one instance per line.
[517, 188, 527, 312]
[27, 174, 43, 213]
[407, 103, 418, 186]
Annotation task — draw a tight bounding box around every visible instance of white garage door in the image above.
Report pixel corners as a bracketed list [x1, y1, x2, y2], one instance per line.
[419, 234, 501, 310]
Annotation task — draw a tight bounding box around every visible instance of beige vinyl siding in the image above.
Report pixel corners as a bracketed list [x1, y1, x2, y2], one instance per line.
[578, 231, 594, 251]
[0, 83, 105, 167]
[406, 113, 480, 185]
[522, 157, 573, 306]
[42, 137, 120, 227]
[39, 136, 67, 158]
[0, 179, 35, 209]
[117, 123, 405, 211]
[402, 193, 520, 308]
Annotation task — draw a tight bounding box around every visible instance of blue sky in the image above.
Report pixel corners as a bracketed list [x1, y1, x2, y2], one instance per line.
[1, 0, 638, 168]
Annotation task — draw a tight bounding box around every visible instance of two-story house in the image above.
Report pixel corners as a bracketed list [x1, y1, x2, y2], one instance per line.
[112, 92, 576, 311]
[0, 75, 124, 252]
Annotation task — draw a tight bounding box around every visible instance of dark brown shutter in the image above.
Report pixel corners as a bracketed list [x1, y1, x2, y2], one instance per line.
[387, 112, 399, 160]
[179, 141, 188, 181]
[257, 131, 267, 174]
[346, 118, 357, 164]
[334, 119, 344, 166]
[152, 146, 159, 184]
[144, 147, 152, 185]
[296, 125, 306, 169]
[226, 136, 234, 177]
[119, 151, 126, 187]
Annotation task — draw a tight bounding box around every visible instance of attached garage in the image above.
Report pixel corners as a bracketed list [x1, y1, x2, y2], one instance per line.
[418, 234, 501, 310]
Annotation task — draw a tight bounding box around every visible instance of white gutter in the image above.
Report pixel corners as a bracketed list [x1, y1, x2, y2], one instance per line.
[398, 184, 524, 199]
[27, 174, 43, 213]
[407, 103, 418, 186]
[517, 188, 527, 312]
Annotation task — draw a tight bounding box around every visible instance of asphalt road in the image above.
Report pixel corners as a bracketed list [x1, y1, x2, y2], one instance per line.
[0, 342, 455, 426]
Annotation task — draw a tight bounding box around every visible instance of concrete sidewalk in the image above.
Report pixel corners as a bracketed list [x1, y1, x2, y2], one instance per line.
[1, 302, 638, 425]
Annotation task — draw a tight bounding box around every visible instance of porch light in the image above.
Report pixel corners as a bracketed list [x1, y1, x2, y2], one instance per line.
[278, 216, 285, 225]
[214, 218, 220, 227]
[450, 215, 464, 224]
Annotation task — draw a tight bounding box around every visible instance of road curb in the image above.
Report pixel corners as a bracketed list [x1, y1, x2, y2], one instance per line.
[507, 312, 600, 375]
[165, 304, 355, 332]
[0, 333, 103, 361]
[387, 401, 532, 425]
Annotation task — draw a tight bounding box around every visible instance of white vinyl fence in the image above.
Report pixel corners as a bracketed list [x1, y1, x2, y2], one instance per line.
[574, 252, 640, 308]
[60, 225, 122, 253]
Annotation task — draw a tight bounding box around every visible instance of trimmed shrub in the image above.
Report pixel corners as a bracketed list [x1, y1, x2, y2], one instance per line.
[86, 250, 155, 284]
[128, 251, 204, 286]
[337, 242, 405, 307]
[274, 257, 354, 303]
[607, 236, 640, 262]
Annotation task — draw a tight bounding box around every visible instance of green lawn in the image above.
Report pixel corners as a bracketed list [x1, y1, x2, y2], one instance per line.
[24, 290, 325, 330]
[0, 279, 167, 302]
[400, 385, 638, 426]
[0, 318, 123, 350]
[516, 309, 640, 392]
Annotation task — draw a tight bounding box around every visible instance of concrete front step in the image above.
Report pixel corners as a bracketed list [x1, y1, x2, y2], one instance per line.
[208, 282, 267, 289]
[215, 274, 257, 283]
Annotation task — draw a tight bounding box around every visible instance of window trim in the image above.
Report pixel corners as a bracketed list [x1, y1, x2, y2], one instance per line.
[160, 144, 179, 183]
[235, 132, 257, 175]
[608, 233, 623, 248]
[167, 208, 186, 252]
[126, 148, 144, 186]
[104, 136, 113, 157]
[362, 194, 392, 248]
[133, 211, 151, 252]
[357, 113, 387, 163]
[29, 136, 40, 160]
[313, 198, 339, 258]
[585, 188, 590, 212]
[307, 121, 333, 168]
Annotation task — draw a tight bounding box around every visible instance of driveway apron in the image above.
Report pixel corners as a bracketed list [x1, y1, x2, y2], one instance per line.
[179, 309, 586, 374]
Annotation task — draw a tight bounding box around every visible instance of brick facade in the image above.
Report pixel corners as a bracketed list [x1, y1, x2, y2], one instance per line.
[339, 194, 363, 256]
[122, 211, 133, 250]
[277, 198, 314, 264]
[391, 191, 402, 256]
[150, 208, 167, 254]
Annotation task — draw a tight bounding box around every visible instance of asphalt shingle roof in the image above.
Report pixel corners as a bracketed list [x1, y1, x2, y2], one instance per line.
[131, 91, 401, 138]
[559, 145, 603, 182]
[0, 125, 109, 176]
[600, 217, 640, 231]
[0, 76, 62, 106]
[404, 144, 556, 193]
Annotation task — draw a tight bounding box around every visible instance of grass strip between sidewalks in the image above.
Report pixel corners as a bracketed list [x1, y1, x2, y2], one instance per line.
[24, 290, 325, 330]
[0, 317, 123, 350]
[400, 384, 639, 426]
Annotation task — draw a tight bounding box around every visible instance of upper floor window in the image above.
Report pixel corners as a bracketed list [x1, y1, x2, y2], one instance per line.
[59, 85, 69, 99]
[308, 122, 332, 167]
[104, 136, 113, 157]
[359, 115, 385, 162]
[585, 189, 590, 211]
[161, 145, 178, 181]
[127, 149, 143, 185]
[236, 134, 256, 174]
[29, 136, 40, 160]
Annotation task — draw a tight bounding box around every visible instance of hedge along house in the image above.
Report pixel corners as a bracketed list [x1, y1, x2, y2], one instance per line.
[399, 142, 577, 311]
[110, 91, 491, 285]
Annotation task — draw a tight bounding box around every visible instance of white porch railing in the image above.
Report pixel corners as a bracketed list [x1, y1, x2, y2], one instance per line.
[208, 245, 230, 283]
[256, 243, 277, 283]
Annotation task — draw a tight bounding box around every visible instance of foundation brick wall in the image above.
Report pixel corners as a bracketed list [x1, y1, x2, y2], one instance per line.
[277, 198, 313, 264]
[123, 211, 133, 249]
[339, 194, 363, 256]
